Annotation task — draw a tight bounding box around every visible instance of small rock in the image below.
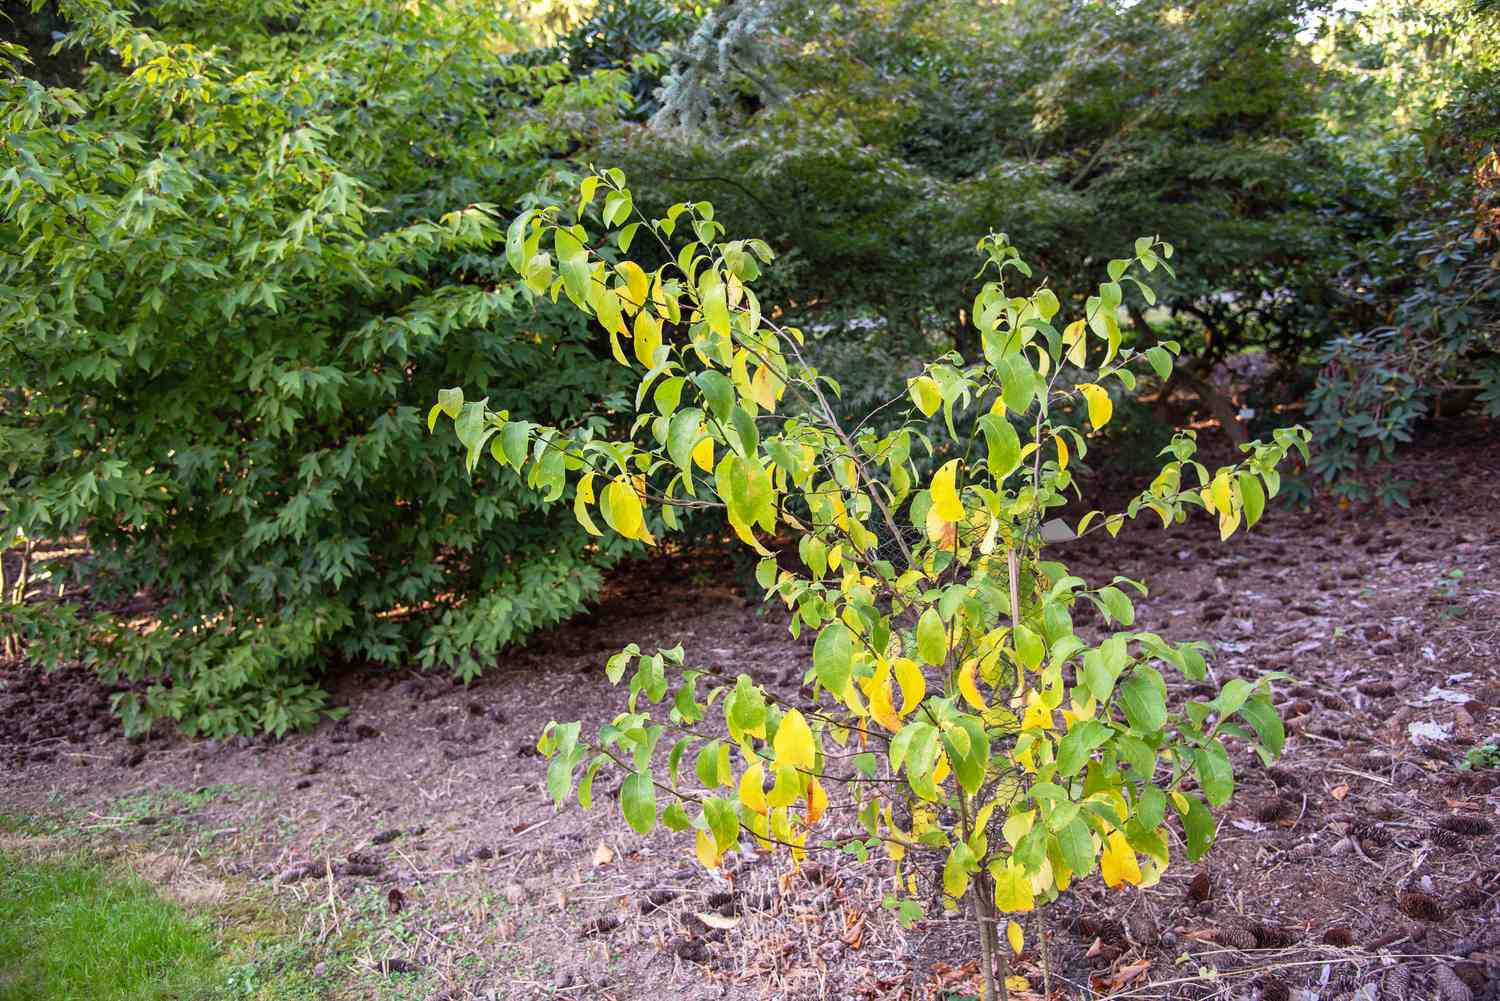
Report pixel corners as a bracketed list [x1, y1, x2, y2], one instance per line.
[371, 829, 401, 845]
[503, 883, 527, 906]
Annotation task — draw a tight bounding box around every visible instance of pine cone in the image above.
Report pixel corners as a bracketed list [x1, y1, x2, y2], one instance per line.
[1434, 963, 1474, 1001]
[1380, 964, 1411, 1001]
[1216, 924, 1257, 951]
[1435, 815, 1494, 837]
[1397, 890, 1445, 922]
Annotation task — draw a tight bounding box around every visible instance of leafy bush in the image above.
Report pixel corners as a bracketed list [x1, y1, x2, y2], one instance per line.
[434, 170, 1309, 999]
[0, 0, 638, 736]
[1308, 59, 1500, 503]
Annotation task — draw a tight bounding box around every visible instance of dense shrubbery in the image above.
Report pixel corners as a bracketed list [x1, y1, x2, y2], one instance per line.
[0, 0, 639, 735]
[1308, 55, 1500, 503]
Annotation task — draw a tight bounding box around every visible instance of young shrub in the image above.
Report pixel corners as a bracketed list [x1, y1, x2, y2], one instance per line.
[433, 170, 1310, 1000]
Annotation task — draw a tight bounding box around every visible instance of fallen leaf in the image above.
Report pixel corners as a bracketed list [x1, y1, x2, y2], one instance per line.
[592, 840, 615, 866]
[1331, 784, 1349, 801]
[694, 911, 743, 930]
[1005, 974, 1031, 991]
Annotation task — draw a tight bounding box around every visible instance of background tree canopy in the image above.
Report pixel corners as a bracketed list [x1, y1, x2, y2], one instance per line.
[1, 0, 1495, 736]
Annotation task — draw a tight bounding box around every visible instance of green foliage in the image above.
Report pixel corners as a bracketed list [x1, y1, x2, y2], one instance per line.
[0, 0, 638, 736]
[1459, 743, 1500, 771]
[435, 171, 1310, 997]
[597, 0, 1347, 389]
[1308, 32, 1500, 503]
[0, 851, 221, 1001]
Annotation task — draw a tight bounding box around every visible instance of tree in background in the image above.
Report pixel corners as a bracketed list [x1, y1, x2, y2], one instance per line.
[586, 0, 1345, 446]
[1305, 0, 1499, 503]
[1, 0, 638, 735]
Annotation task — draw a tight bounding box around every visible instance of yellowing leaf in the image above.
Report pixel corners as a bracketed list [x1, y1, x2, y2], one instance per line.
[739, 763, 767, 815]
[633, 310, 662, 367]
[1055, 434, 1069, 472]
[930, 459, 964, 521]
[1101, 830, 1142, 888]
[1005, 975, 1030, 992]
[603, 478, 648, 542]
[692, 433, 714, 472]
[615, 260, 649, 311]
[774, 709, 816, 771]
[695, 827, 720, 869]
[1078, 382, 1113, 430]
[958, 659, 987, 711]
[909, 375, 942, 416]
[1007, 920, 1024, 955]
[1021, 693, 1053, 731]
[892, 658, 925, 717]
[925, 506, 958, 549]
[992, 860, 1035, 913]
[805, 776, 828, 825]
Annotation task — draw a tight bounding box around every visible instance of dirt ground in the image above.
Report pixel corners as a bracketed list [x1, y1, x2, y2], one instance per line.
[3, 419, 1499, 1001]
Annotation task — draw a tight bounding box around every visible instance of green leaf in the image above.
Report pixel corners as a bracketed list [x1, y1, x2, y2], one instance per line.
[916, 608, 947, 666]
[1119, 667, 1167, 733]
[1174, 791, 1215, 861]
[1014, 624, 1045, 671]
[702, 797, 739, 852]
[555, 229, 590, 308]
[1136, 785, 1166, 830]
[1056, 720, 1110, 776]
[1238, 472, 1265, 528]
[1193, 741, 1235, 807]
[977, 413, 1022, 479]
[813, 622, 854, 694]
[695, 371, 734, 422]
[1057, 817, 1095, 877]
[999, 354, 1035, 414]
[1144, 345, 1173, 380]
[620, 772, 657, 834]
[1237, 695, 1285, 758]
[667, 408, 703, 472]
[1096, 586, 1134, 626]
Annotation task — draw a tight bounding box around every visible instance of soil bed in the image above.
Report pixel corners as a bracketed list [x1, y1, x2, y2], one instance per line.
[3, 420, 1499, 1000]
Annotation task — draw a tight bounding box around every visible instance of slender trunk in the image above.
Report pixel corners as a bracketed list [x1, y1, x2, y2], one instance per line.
[970, 879, 1008, 1001]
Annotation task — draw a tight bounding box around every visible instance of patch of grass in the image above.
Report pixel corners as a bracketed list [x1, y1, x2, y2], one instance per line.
[0, 851, 220, 1001]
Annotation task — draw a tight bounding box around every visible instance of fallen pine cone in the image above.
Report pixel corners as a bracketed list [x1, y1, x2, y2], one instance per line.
[1216, 924, 1257, 951]
[1398, 890, 1446, 922]
[1435, 815, 1494, 837]
[1434, 963, 1474, 1001]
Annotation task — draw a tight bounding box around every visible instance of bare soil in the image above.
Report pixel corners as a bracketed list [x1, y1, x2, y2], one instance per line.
[3, 420, 1500, 1001]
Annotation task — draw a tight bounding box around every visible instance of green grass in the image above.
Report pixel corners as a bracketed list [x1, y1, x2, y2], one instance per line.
[0, 852, 221, 1001]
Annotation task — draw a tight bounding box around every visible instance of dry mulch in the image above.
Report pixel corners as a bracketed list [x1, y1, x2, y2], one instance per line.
[3, 418, 1500, 1000]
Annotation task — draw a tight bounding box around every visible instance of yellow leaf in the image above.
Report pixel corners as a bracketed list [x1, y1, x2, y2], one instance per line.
[909, 375, 941, 416]
[1002, 811, 1035, 849]
[1007, 920, 1024, 955]
[992, 860, 1035, 913]
[695, 828, 720, 869]
[925, 505, 958, 549]
[892, 658, 925, 717]
[805, 776, 827, 825]
[932, 750, 950, 787]
[958, 659, 987, 711]
[1005, 975, 1030, 992]
[864, 662, 902, 733]
[1055, 434, 1069, 472]
[1078, 382, 1113, 430]
[739, 763, 767, 815]
[692, 433, 714, 472]
[930, 459, 964, 521]
[1100, 830, 1142, 889]
[603, 478, 645, 541]
[774, 709, 816, 771]
[616, 260, 649, 310]
[633, 310, 662, 367]
[1020, 692, 1053, 732]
